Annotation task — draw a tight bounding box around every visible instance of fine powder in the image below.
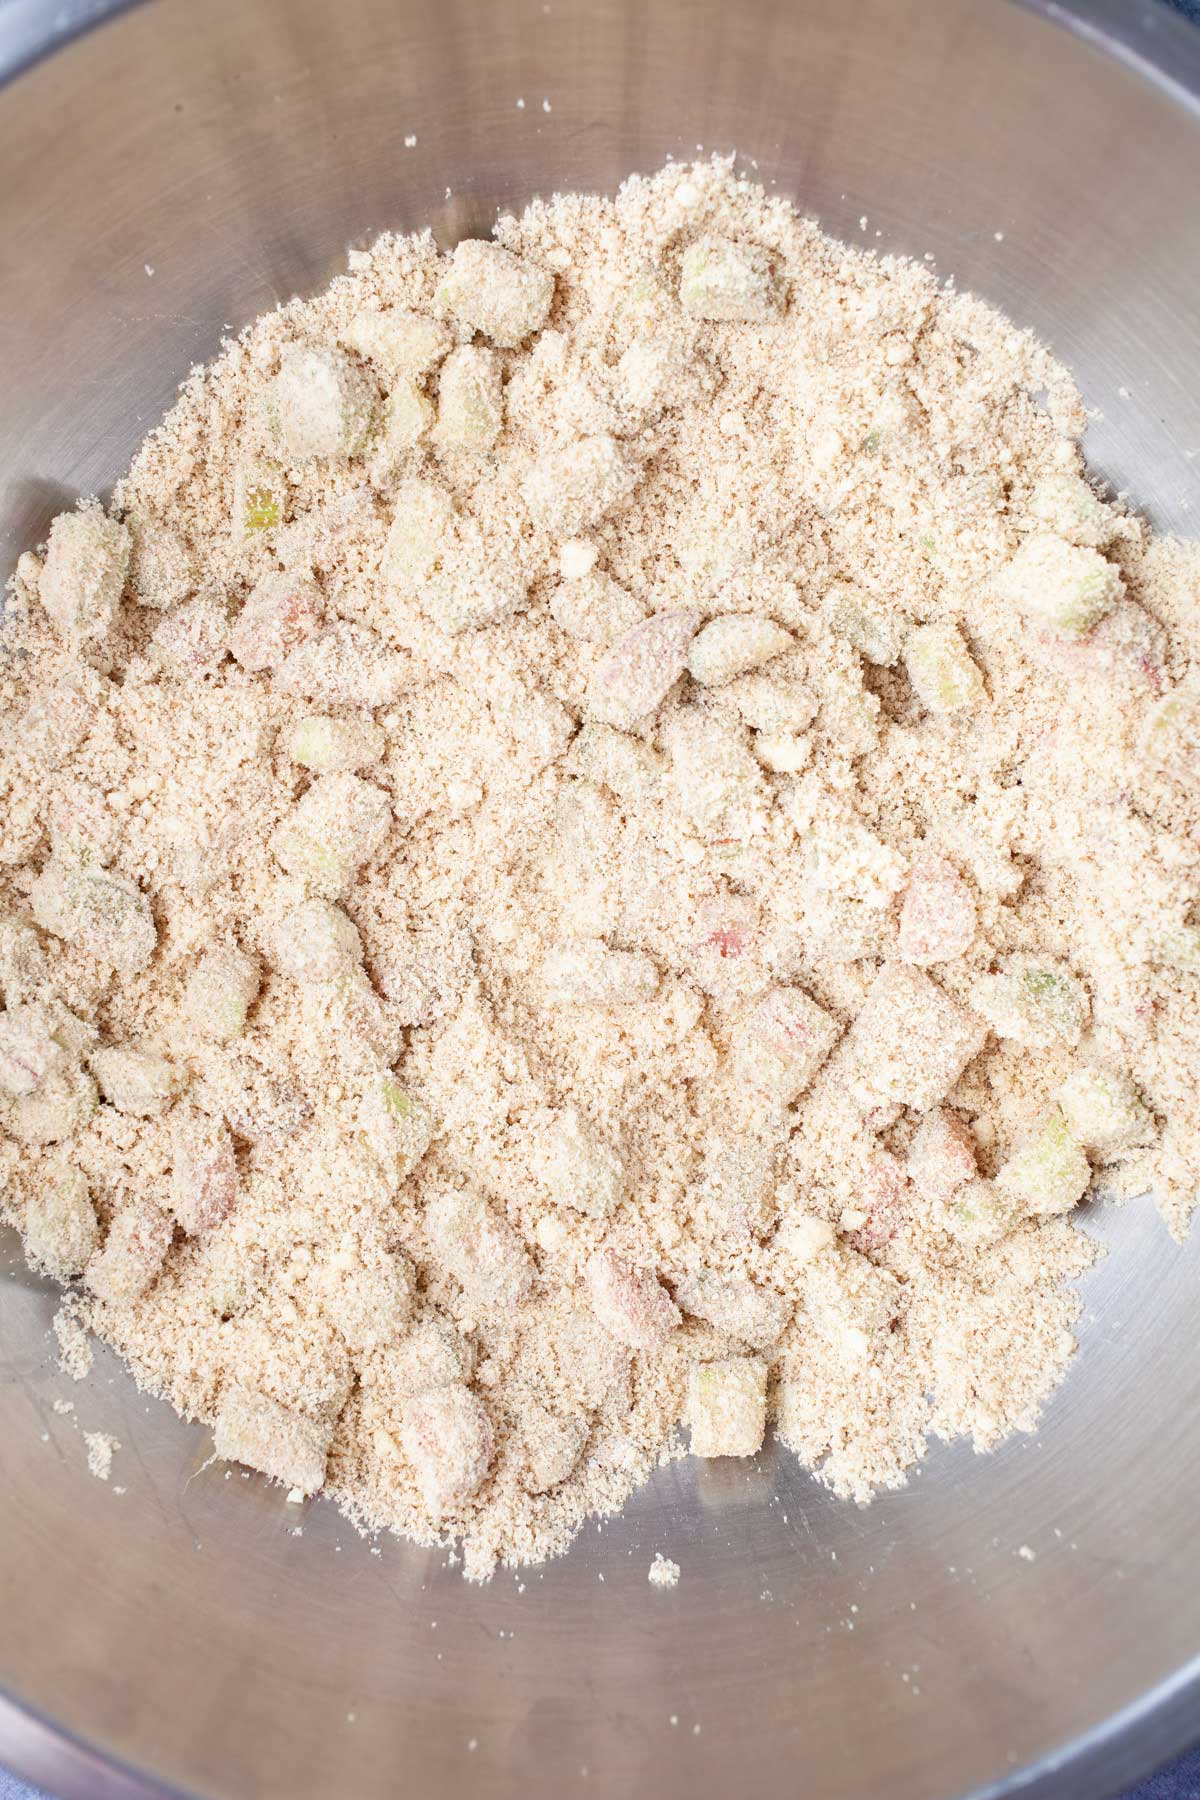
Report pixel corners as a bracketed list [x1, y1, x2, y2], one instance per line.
[2, 158, 1199, 1578]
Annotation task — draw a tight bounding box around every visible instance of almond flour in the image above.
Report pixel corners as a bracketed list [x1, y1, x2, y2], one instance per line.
[2, 157, 1198, 1578]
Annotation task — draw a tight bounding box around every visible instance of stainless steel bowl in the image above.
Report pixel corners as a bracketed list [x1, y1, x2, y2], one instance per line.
[3, 2, 1200, 1795]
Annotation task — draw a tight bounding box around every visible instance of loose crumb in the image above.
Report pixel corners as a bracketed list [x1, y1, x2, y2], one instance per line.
[53, 1305, 94, 1381]
[648, 1552, 680, 1588]
[84, 1431, 120, 1481]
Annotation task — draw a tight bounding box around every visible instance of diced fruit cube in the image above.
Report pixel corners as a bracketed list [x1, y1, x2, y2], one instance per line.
[675, 1270, 791, 1351]
[213, 1385, 331, 1494]
[0, 1005, 66, 1097]
[282, 712, 384, 774]
[689, 891, 761, 999]
[436, 239, 554, 347]
[586, 609, 699, 730]
[0, 917, 46, 1007]
[549, 572, 646, 643]
[312, 1237, 413, 1355]
[229, 572, 323, 672]
[732, 985, 840, 1104]
[86, 1199, 173, 1306]
[369, 1317, 474, 1401]
[564, 723, 663, 806]
[617, 264, 673, 324]
[233, 457, 287, 536]
[275, 621, 411, 708]
[272, 344, 377, 461]
[186, 945, 261, 1041]
[907, 1108, 977, 1203]
[435, 346, 503, 450]
[382, 477, 457, 587]
[538, 1108, 624, 1218]
[425, 1188, 534, 1310]
[801, 1245, 899, 1360]
[522, 435, 640, 537]
[520, 1403, 587, 1494]
[90, 1045, 182, 1117]
[897, 853, 977, 966]
[1138, 690, 1200, 779]
[847, 1151, 911, 1252]
[368, 380, 434, 478]
[4, 1067, 97, 1144]
[127, 518, 194, 610]
[848, 962, 986, 1112]
[30, 862, 157, 975]
[585, 1249, 680, 1349]
[381, 477, 524, 634]
[999, 532, 1123, 638]
[726, 672, 818, 733]
[555, 1308, 633, 1412]
[862, 385, 923, 458]
[358, 1074, 433, 1180]
[271, 773, 391, 895]
[38, 505, 130, 646]
[687, 615, 793, 687]
[615, 334, 690, 412]
[149, 593, 230, 677]
[904, 622, 985, 713]
[543, 939, 659, 1006]
[1028, 472, 1117, 548]
[697, 1135, 778, 1238]
[23, 1162, 99, 1279]
[170, 1110, 238, 1236]
[663, 707, 769, 839]
[1057, 1064, 1155, 1162]
[687, 1357, 767, 1457]
[942, 1178, 1017, 1247]
[19, 677, 96, 768]
[220, 1314, 352, 1428]
[37, 1005, 95, 1065]
[274, 900, 364, 983]
[971, 956, 1088, 1050]
[340, 308, 452, 378]
[299, 969, 398, 1068]
[426, 554, 526, 636]
[399, 1383, 494, 1511]
[679, 236, 780, 322]
[1028, 598, 1165, 694]
[823, 585, 904, 666]
[1154, 923, 1200, 974]
[996, 1110, 1090, 1216]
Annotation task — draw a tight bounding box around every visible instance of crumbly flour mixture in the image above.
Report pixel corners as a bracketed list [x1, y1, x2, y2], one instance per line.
[3, 159, 1199, 1578]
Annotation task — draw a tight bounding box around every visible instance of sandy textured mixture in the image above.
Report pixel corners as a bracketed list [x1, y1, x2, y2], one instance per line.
[3, 159, 1199, 1577]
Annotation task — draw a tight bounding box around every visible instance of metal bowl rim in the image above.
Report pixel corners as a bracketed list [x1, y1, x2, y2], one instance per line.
[0, 1, 1198, 1795]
